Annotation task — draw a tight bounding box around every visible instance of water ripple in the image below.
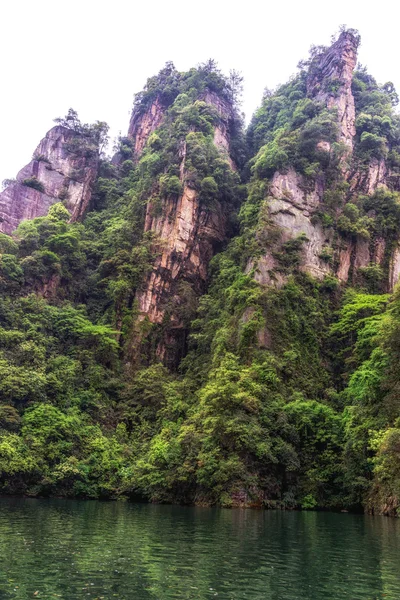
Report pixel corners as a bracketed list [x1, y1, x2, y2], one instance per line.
[0, 499, 399, 599]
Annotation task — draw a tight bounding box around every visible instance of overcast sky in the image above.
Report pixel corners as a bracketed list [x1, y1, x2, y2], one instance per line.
[0, 0, 399, 182]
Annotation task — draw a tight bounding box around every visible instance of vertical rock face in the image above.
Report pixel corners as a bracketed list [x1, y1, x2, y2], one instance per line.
[138, 182, 226, 323]
[389, 245, 400, 291]
[200, 91, 236, 170]
[252, 30, 400, 292]
[252, 32, 360, 290]
[337, 243, 353, 283]
[267, 170, 331, 282]
[350, 157, 388, 195]
[0, 126, 98, 234]
[249, 170, 332, 287]
[307, 31, 358, 150]
[128, 97, 166, 158]
[133, 92, 236, 366]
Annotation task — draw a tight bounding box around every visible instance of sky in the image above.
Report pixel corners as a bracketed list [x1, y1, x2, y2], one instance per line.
[0, 0, 399, 183]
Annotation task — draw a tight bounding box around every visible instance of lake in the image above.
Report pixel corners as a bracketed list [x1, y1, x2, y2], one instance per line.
[0, 498, 399, 599]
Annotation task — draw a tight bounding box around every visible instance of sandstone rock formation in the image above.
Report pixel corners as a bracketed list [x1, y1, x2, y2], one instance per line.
[0, 126, 98, 235]
[250, 32, 360, 290]
[200, 91, 236, 170]
[252, 169, 332, 286]
[350, 157, 388, 195]
[132, 92, 236, 365]
[307, 30, 358, 151]
[128, 97, 166, 158]
[138, 182, 226, 325]
[252, 30, 400, 293]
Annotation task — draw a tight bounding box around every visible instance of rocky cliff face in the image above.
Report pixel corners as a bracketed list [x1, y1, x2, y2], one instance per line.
[138, 181, 226, 325]
[252, 30, 400, 293]
[307, 30, 358, 151]
[250, 170, 332, 286]
[128, 97, 166, 158]
[0, 126, 98, 235]
[132, 91, 237, 366]
[200, 91, 236, 170]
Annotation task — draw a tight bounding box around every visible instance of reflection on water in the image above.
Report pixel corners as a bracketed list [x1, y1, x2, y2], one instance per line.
[0, 498, 399, 599]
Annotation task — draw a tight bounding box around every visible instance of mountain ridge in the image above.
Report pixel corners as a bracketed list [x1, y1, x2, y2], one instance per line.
[0, 29, 400, 515]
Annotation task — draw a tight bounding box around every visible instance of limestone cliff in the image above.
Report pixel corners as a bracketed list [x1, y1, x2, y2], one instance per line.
[0, 125, 98, 235]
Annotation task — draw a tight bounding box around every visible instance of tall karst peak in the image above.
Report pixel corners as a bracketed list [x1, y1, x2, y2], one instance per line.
[307, 29, 359, 150]
[0, 115, 104, 235]
[124, 63, 242, 367]
[247, 28, 400, 294]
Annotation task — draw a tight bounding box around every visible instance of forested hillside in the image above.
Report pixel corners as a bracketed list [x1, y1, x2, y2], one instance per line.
[1, 28, 400, 515]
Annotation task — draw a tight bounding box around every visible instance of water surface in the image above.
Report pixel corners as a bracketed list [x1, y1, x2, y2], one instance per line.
[0, 498, 399, 599]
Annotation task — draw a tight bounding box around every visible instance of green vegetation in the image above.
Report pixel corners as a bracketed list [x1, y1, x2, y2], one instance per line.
[352, 68, 400, 166]
[22, 177, 45, 193]
[1, 35, 400, 516]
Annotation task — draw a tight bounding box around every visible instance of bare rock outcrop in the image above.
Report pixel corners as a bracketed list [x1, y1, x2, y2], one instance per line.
[307, 30, 358, 150]
[251, 32, 360, 289]
[337, 243, 353, 283]
[350, 157, 388, 195]
[200, 91, 236, 170]
[389, 245, 400, 291]
[133, 93, 237, 366]
[251, 170, 332, 286]
[250, 30, 400, 292]
[0, 126, 98, 235]
[138, 183, 226, 324]
[128, 97, 166, 158]
[134, 176, 228, 365]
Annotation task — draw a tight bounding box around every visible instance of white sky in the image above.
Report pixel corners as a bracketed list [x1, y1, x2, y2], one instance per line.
[0, 0, 399, 182]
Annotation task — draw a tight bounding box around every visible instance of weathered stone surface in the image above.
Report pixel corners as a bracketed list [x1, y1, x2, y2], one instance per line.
[353, 237, 371, 272]
[374, 237, 386, 266]
[0, 126, 98, 234]
[351, 157, 388, 194]
[132, 91, 236, 365]
[389, 245, 400, 291]
[307, 30, 358, 150]
[128, 97, 165, 158]
[137, 183, 226, 325]
[0, 183, 55, 235]
[366, 158, 388, 194]
[337, 243, 353, 283]
[270, 200, 330, 280]
[269, 169, 321, 215]
[250, 253, 286, 288]
[252, 169, 332, 285]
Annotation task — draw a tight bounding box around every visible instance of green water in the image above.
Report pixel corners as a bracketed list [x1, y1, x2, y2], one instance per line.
[0, 499, 399, 599]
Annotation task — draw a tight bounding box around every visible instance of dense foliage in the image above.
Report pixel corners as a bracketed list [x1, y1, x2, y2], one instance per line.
[1, 40, 400, 516]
